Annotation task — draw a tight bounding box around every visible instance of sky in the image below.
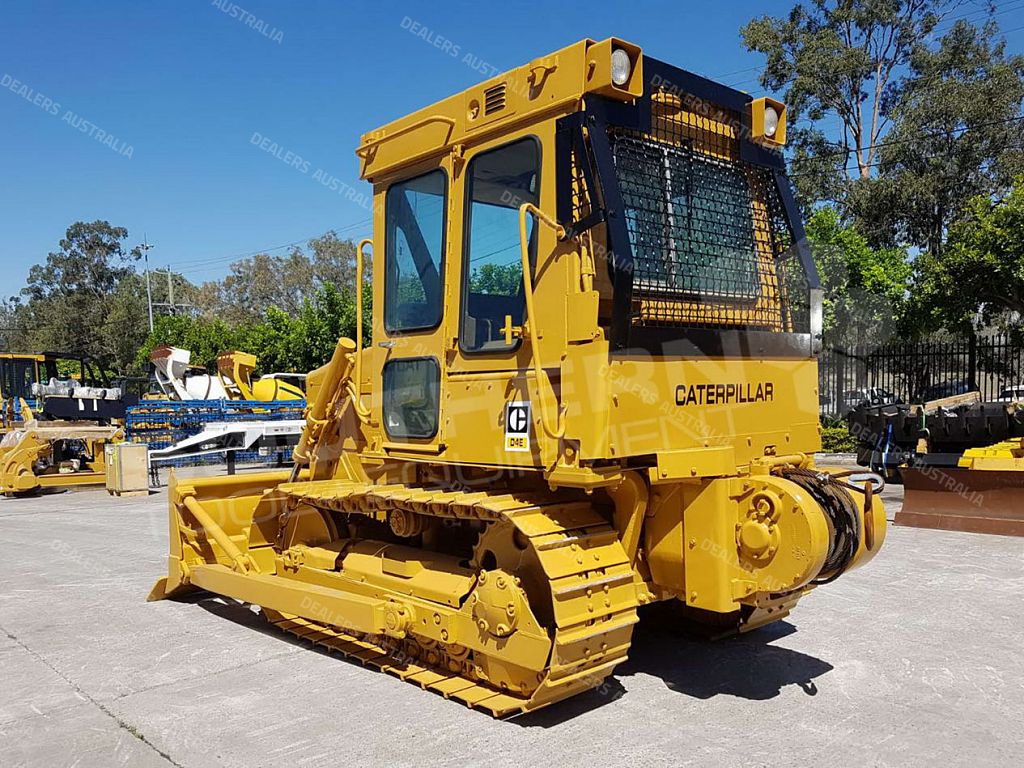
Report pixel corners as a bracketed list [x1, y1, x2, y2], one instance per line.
[2, 0, 1022, 295]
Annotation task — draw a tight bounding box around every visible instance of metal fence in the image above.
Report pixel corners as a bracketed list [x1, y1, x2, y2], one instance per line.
[819, 333, 1024, 416]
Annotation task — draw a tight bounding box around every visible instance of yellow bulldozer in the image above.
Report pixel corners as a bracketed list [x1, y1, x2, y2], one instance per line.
[150, 38, 886, 715]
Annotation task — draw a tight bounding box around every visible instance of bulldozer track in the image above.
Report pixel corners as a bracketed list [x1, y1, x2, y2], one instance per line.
[273, 480, 640, 715]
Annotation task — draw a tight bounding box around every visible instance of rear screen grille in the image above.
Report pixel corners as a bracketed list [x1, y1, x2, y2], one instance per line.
[607, 103, 809, 334]
[613, 135, 760, 301]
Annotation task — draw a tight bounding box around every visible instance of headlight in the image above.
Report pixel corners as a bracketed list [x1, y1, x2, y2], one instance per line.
[611, 48, 631, 86]
[763, 105, 779, 137]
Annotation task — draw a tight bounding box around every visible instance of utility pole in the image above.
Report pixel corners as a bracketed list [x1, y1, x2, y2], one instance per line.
[140, 237, 154, 332]
[152, 268, 192, 317]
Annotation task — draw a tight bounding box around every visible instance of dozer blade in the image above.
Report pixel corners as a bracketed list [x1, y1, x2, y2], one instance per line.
[897, 466, 1024, 537]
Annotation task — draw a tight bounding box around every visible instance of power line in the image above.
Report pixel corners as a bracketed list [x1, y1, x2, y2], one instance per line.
[930, 0, 1024, 35]
[790, 136, 1024, 179]
[171, 217, 373, 269]
[171, 236, 311, 268]
[808, 114, 1024, 164]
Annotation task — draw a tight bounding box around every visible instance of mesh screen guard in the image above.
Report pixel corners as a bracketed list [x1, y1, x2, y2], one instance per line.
[607, 108, 810, 334]
[559, 85, 816, 354]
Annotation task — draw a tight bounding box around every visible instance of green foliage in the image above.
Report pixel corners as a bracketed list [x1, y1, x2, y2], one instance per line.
[806, 207, 911, 346]
[135, 313, 241, 373]
[742, 1, 945, 209]
[3, 220, 368, 379]
[11, 221, 144, 371]
[135, 281, 371, 377]
[909, 176, 1024, 333]
[469, 263, 521, 295]
[198, 231, 359, 323]
[850, 20, 1024, 251]
[820, 424, 857, 453]
[743, 2, 1024, 341]
[743, 2, 1024, 248]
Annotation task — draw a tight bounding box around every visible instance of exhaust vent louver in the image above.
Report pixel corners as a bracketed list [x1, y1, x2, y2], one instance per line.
[483, 83, 507, 115]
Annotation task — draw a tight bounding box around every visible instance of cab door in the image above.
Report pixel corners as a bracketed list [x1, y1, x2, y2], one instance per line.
[374, 162, 450, 453]
[443, 131, 560, 467]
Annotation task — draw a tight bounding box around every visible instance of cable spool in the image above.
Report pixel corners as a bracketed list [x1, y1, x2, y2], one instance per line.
[776, 467, 862, 585]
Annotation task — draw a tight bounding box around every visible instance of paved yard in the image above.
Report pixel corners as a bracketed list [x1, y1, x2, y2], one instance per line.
[0, 471, 1021, 767]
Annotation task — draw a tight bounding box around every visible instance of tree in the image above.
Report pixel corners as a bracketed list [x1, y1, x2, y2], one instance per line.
[806, 206, 911, 347]
[135, 314, 246, 374]
[469, 263, 521, 295]
[850, 19, 1024, 252]
[742, 0, 951, 209]
[307, 231, 359, 289]
[17, 221, 143, 369]
[209, 250, 313, 323]
[103, 275, 151, 373]
[147, 269, 200, 311]
[196, 233, 362, 324]
[137, 280, 372, 378]
[909, 177, 1024, 333]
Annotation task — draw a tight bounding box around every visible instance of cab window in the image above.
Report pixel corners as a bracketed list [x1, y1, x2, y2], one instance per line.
[384, 170, 447, 333]
[382, 358, 440, 440]
[460, 139, 540, 353]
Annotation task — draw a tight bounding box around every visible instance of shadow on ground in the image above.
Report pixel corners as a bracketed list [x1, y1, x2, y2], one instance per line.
[178, 595, 834, 727]
[515, 613, 833, 727]
[619, 616, 833, 700]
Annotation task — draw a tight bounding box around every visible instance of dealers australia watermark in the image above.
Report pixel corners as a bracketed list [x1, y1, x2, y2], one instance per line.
[1, 74, 134, 159]
[399, 16, 500, 79]
[250, 131, 374, 212]
[211, 0, 283, 44]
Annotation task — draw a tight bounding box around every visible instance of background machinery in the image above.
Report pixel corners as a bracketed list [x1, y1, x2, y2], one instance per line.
[150, 39, 886, 715]
[849, 393, 1024, 536]
[0, 352, 134, 495]
[150, 345, 305, 402]
[139, 346, 306, 472]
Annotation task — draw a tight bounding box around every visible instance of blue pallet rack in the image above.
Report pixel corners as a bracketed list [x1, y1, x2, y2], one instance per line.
[125, 399, 305, 468]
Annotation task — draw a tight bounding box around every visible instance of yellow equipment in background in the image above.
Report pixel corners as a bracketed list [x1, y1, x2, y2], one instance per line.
[150, 346, 305, 402]
[1, 398, 34, 436]
[216, 351, 305, 402]
[899, 437, 1024, 536]
[1, 354, 133, 496]
[0, 413, 122, 495]
[150, 39, 886, 715]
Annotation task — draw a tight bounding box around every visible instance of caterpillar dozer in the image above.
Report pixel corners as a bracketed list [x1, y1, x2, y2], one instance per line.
[150, 39, 886, 716]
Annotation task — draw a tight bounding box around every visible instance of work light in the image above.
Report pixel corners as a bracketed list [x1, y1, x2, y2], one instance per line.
[611, 48, 631, 86]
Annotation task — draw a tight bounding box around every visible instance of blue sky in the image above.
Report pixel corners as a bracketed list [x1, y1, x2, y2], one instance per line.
[1, 0, 1022, 294]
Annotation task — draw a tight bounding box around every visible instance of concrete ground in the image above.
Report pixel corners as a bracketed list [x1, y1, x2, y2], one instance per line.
[1, 467, 1021, 767]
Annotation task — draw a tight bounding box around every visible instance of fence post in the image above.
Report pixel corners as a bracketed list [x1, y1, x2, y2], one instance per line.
[836, 348, 846, 416]
[968, 330, 978, 393]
